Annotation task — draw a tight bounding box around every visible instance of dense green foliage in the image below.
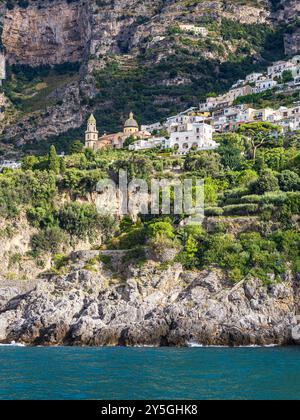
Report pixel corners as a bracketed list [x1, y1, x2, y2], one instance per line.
[1, 121, 300, 282]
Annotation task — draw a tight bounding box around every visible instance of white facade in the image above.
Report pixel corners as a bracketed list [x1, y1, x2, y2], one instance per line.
[167, 115, 206, 132]
[140, 122, 163, 133]
[0, 160, 21, 170]
[231, 79, 245, 89]
[255, 78, 277, 93]
[246, 72, 263, 83]
[129, 137, 165, 151]
[267, 60, 294, 78]
[165, 122, 217, 155]
[199, 85, 252, 112]
[179, 24, 208, 37]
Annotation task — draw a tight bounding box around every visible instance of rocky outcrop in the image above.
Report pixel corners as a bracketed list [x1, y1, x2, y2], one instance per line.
[0, 251, 298, 347]
[3, 80, 87, 146]
[284, 29, 300, 56]
[2, 0, 91, 66]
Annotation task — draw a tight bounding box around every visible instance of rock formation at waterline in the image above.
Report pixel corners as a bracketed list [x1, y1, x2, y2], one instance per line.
[0, 251, 299, 347]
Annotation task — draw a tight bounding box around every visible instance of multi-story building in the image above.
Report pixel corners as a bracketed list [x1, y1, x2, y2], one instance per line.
[140, 122, 163, 133]
[199, 85, 252, 112]
[225, 85, 253, 102]
[267, 60, 295, 78]
[246, 72, 263, 83]
[164, 122, 217, 155]
[255, 78, 277, 93]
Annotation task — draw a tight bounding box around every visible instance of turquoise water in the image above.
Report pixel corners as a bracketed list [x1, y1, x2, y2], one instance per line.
[0, 346, 300, 400]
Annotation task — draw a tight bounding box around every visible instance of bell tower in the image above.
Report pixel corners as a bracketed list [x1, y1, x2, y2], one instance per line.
[85, 114, 99, 149]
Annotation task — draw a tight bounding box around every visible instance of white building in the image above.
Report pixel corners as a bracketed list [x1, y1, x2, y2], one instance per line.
[179, 24, 208, 37]
[199, 85, 252, 112]
[165, 108, 198, 125]
[246, 72, 263, 83]
[255, 78, 277, 93]
[140, 122, 163, 133]
[231, 79, 245, 89]
[167, 115, 206, 132]
[164, 122, 217, 155]
[267, 60, 295, 78]
[0, 161, 21, 170]
[129, 137, 166, 151]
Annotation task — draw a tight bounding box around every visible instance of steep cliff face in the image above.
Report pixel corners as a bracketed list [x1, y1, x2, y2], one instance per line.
[2, 0, 91, 66]
[0, 0, 298, 154]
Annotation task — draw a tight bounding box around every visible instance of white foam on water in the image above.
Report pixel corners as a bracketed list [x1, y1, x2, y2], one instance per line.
[187, 342, 279, 348]
[0, 341, 26, 347]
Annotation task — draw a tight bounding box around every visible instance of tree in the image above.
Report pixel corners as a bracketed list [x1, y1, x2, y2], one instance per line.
[123, 135, 137, 148]
[236, 169, 258, 187]
[58, 202, 113, 240]
[21, 156, 39, 171]
[278, 170, 300, 192]
[238, 122, 282, 161]
[281, 70, 294, 84]
[147, 220, 175, 240]
[184, 151, 221, 177]
[31, 226, 67, 254]
[217, 133, 245, 170]
[48, 145, 60, 174]
[251, 169, 279, 195]
[70, 140, 84, 154]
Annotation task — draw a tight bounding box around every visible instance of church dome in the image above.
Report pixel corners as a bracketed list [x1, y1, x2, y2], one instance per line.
[124, 112, 138, 129]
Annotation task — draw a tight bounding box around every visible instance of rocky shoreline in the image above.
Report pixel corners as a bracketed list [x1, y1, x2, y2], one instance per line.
[0, 251, 299, 347]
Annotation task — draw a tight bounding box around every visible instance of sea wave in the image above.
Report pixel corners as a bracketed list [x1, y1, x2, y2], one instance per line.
[187, 342, 279, 348]
[0, 341, 26, 347]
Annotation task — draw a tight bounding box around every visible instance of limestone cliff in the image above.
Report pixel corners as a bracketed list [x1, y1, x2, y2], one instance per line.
[0, 251, 299, 347]
[2, 0, 91, 66]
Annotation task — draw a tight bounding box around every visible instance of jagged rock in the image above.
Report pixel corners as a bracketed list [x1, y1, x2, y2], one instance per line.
[0, 287, 20, 310]
[0, 257, 298, 347]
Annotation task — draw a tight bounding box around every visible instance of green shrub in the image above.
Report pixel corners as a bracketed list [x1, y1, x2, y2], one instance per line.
[278, 170, 300, 192]
[251, 169, 280, 195]
[31, 227, 67, 254]
[223, 203, 259, 216]
[240, 195, 262, 204]
[58, 202, 113, 240]
[205, 207, 224, 216]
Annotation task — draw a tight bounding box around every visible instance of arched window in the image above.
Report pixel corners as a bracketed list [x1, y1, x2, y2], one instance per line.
[183, 143, 189, 149]
[174, 144, 179, 150]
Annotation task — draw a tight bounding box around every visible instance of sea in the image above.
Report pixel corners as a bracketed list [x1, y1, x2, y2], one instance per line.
[0, 345, 300, 400]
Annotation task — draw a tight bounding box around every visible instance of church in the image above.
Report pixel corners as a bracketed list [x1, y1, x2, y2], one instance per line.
[85, 112, 150, 150]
